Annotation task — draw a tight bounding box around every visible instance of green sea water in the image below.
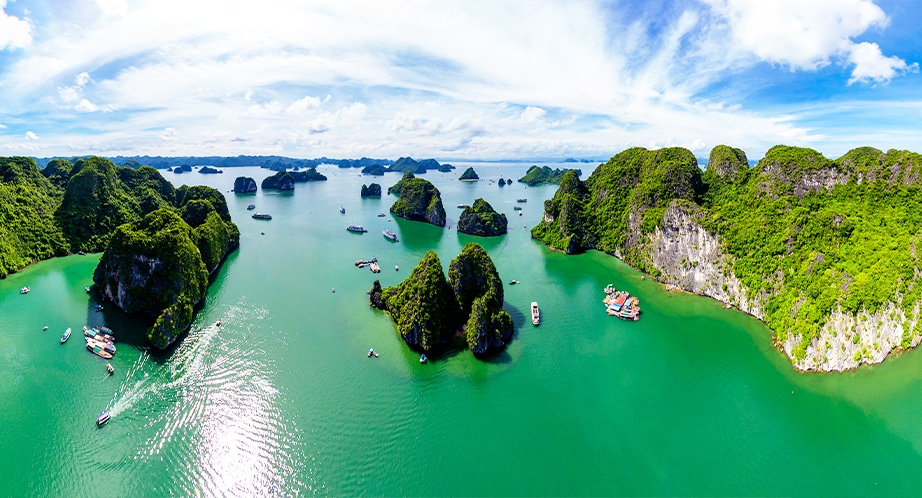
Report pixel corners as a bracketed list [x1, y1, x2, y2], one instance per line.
[3, 164, 922, 496]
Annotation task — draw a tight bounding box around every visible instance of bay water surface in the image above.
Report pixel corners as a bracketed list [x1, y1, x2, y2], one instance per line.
[2, 164, 922, 496]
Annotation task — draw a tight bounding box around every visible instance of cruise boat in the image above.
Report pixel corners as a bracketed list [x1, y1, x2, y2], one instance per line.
[517, 198, 527, 203]
[252, 212, 272, 220]
[383, 229, 399, 242]
[61, 328, 72, 343]
[531, 302, 540, 325]
[346, 224, 367, 233]
[96, 410, 110, 426]
[247, 204, 256, 210]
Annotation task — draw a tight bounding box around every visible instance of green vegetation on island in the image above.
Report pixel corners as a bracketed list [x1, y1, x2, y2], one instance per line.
[0, 154, 238, 349]
[387, 170, 415, 195]
[370, 243, 512, 354]
[361, 164, 386, 176]
[233, 176, 258, 193]
[532, 144, 922, 370]
[361, 183, 382, 197]
[458, 167, 479, 181]
[288, 168, 327, 182]
[198, 166, 222, 174]
[386, 157, 449, 174]
[389, 177, 447, 227]
[457, 198, 507, 237]
[262, 171, 294, 190]
[518, 165, 582, 186]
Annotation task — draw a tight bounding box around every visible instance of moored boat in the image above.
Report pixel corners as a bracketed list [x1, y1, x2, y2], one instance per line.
[96, 410, 110, 426]
[85, 286, 91, 293]
[61, 327, 72, 343]
[531, 302, 540, 325]
[20, 286, 30, 294]
[383, 229, 399, 242]
[107, 363, 114, 374]
[340, 206, 346, 214]
[420, 354, 428, 363]
[355, 257, 377, 266]
[509, 279, 519, 285]
[377, 212, 386, 217]
[457, 204, 470, 209]
[346, 224, 367, 233]
[252, 212, 272, 220]
[247, 204, 256, 210]
[369, 262, 381, 273]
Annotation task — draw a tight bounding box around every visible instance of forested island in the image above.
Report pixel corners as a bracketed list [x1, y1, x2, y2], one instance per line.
[458, 167, 479, 181]
[533, 144, 922, 371]
[388, 176, 446, 227]
[370, 243, 513, 354]
[261, 168, 327, 190]
[0, 156, 238, 349]
[457, 198, 507, 236]
[518, 165, 581, 186]
[361, 183, 382, 197]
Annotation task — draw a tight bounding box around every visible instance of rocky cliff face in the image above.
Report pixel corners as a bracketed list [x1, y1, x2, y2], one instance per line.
[638, 201, 765, 319]
[361, 183, 382, 197]
[234, 176, 257, 193]
[262, 171, 295, 190]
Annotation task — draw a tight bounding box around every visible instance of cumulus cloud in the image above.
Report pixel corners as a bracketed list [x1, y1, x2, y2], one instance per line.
[286, 94, 330, 115]
[75, 72, 92, 86]
[0, 0, 31, 50]
[75, 99, 98, 112]
[25, 131, 38, 140]
[159, 127, 178, 141]
[703, 0, 913, 84]
[520, 106, 546, 123]
[95, 0, 128, 17]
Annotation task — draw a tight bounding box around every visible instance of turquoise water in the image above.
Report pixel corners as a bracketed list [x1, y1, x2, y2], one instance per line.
[3, 164, 922, 496]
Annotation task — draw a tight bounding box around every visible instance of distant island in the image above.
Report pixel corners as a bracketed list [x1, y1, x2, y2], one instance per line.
[532, 144, 922, 372]
[234, 176, 257, 193]
[262, 168, 327, 190]
[361, 183, 382, 197]
[387, 170, 415, 195]
[457, 198, 507, 237]
[389, 176, 446, 227]
[0, 155, 238, 349]
[370, 243, 513, 355]
[198, 166, 223, 174]
[458, 167, 479, 181]
[361, 164, 386, 176]
[518, 165, 581, 186]
[386, 157, 454, 174]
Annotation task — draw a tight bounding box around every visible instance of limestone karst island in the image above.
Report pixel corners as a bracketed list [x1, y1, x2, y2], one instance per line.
[3, 1, 922, 496]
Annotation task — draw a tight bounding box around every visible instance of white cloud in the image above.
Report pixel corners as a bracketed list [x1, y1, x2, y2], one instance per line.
[702, 0, 913, 85]
[0, 0, 31, 50]
[847, 42, 919, 85]
[95, 0, 128, 17]
[75, 99, 98, 112]
[159, 127, 178, 141]
[286, 94, 330, 115]
[520, 106, 546, 123]
[25, 131, 38, 140]
[0, 123, 6, 129]
[75, 72, 91, 86]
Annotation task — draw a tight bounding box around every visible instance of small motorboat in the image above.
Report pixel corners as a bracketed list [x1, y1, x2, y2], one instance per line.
[247, 204, 256, 210]
[457, 204, 470, 209]
[332, 287, 335, 293]
[61, 328, 72, 343]
[395, 265, 399, 271]
[20, 287, 30, 294]
[519, 212, 523, 216]
[107, 363, 114, 375]
[517, 198, 527, 203]
[420, 354, 428, 364]
[509, 280, 519, 285]
[85, 286, 91, 293]
[367, 348, 379, 358]
[340, 206, 346, 214]
[95, 304, 104, 312]
[377, 212, 386, 217]
[96, 410, 110, 426]
[531, 302, 540, 326]
[42, 326, 48, 331]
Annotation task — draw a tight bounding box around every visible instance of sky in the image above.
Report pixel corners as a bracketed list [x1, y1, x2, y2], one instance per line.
[0, 0, 919, 161]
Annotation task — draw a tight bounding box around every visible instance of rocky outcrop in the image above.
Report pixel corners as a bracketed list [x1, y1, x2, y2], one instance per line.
[362, 164, 385, 176]
[361, 183, 382, 197]
[498, 178, 506, 186]
[787, 301, 922, 371]
[448, 243, 513, 354]
[262, 171, 295, 190]
[518, 165, 581, 186]
[198, 166, 222, 174]
[459, 167, 479, 181]
[288, 168, 327, 182]
[233, 176, 258, 193]
[371, 243, 512, 355]
[388, 171, 415, 195]
[457, 198, 507, 237]
[438, 164, 455, 172]
[389, 177, 447, 227]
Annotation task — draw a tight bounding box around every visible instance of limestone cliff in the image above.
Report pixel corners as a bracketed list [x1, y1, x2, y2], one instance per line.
[457, 198, 507, 237]
[234, 176, 258, 193]
[389, 177, 447, 227]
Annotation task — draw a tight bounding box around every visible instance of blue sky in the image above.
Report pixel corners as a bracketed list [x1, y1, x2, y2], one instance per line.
[0, 0, 919, 161]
